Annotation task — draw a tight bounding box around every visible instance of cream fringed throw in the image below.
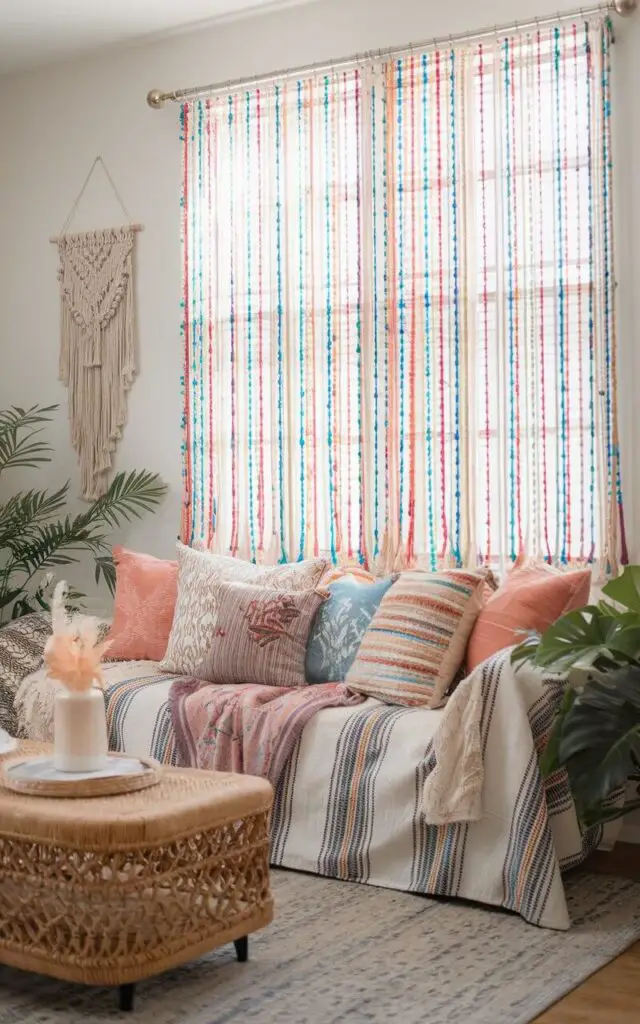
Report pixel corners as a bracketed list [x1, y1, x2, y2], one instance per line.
[57, 227, 136, 499]
[421, 667, 485, 825]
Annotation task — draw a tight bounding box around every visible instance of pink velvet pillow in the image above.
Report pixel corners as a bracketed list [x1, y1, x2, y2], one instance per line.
[107, 547, 178, 662]
[465, 564, 591, 671]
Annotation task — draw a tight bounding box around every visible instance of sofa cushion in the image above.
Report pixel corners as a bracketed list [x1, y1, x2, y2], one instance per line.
[306, 575, 396, 683]
[107, 547, 178, 662]
[205, 582, 326, 687]
[466, 563, 591, 671]
[162, 543, 329, 678]
[0, 613, 51, 737]
[346, 569, 487, 708]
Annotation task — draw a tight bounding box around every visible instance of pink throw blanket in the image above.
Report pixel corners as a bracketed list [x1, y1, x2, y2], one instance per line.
[170, 679, 365, 786]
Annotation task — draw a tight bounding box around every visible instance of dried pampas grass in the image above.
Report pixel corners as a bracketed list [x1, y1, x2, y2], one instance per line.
[44, 582, 110, 692]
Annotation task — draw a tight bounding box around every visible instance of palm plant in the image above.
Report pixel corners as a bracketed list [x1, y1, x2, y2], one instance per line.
[0, 404, 166, 625]
[512, 566, 640, 828]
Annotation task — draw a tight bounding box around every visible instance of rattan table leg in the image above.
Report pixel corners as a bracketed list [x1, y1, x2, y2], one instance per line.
[234, 936, 248, 963]
[119, 983, 136, 1012]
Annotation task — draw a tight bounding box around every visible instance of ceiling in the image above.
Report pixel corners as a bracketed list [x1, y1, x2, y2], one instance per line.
[0, 0, 306, 75]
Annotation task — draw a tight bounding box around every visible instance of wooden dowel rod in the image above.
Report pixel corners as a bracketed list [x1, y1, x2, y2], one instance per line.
[49, 223, 144, 243]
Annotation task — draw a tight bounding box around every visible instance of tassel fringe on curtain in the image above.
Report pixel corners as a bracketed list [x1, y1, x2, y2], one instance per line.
[180, 15, 625, 576]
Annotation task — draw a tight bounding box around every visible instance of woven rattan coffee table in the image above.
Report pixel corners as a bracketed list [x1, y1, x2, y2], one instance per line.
[0, 742, 273, 1011]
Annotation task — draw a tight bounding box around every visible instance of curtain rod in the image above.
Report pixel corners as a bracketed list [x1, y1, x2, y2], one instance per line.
[146, 0, 636, 108]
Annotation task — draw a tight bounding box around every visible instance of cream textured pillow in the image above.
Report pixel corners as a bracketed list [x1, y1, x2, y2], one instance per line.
[206, 581, 326, 687]
[346, 568, 488, 709]
[161, 543, 329, 678]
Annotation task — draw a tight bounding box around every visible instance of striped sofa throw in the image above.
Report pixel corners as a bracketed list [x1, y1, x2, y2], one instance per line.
[346, 569, 487, 709]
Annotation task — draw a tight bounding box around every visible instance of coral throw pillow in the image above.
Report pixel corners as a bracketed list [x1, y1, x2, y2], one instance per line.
[346, 569, 488, 709]
[465, 564, 591, 671]
[107, 547, 178, 662]
[205, 581, 326, 687]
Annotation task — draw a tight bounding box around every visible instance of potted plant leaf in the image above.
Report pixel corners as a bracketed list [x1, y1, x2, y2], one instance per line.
[512, 566, 640, 828]
[0, 403, 166, 625]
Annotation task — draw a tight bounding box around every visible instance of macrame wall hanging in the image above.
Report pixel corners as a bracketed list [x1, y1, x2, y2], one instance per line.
[51, 156, 143, 500]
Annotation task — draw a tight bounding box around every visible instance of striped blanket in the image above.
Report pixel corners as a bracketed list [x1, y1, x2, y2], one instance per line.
[269, 658, 600, 931]
[13, 652, 598, 931]
[170, 679, 365, 786]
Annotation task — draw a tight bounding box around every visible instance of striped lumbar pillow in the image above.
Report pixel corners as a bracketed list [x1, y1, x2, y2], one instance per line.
[345, 569, 488, 709]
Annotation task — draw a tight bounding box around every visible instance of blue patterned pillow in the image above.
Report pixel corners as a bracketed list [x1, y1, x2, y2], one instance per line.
[305, 576, 396, 684]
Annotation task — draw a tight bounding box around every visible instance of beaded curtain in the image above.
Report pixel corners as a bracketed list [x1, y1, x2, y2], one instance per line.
[180, 16, 625, 575]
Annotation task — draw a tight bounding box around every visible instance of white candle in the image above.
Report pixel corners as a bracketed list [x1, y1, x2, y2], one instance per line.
[53, 685, 108, 773]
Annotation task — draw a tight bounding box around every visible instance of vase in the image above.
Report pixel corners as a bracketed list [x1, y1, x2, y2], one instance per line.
[53, 686, 108, 772]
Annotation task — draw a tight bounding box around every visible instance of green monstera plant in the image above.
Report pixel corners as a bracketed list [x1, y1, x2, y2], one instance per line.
[0, 403, 166, 625]
[512, 566, 640, 828]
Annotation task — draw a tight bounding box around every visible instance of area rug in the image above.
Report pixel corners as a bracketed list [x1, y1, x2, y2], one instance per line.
[0, 869, 639, 1024]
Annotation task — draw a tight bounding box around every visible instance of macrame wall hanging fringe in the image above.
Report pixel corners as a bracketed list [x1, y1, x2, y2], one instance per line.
[51, 157, 143, 500]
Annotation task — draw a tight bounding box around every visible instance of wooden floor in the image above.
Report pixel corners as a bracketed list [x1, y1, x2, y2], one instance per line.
[535, 843, 640, 1022]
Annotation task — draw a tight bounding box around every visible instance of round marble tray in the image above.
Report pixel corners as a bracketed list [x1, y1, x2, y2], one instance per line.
[1, 753, 161, 798]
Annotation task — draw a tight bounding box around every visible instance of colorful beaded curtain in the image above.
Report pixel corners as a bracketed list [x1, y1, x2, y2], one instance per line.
[180, 15, 625, 575]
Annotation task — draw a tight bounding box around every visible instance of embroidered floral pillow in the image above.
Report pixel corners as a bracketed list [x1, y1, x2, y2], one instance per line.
[162, 543, 329, 678]
[205, 582, 327, 687]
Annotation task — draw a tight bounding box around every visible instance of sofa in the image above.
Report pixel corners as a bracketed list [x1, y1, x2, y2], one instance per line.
[0, 601, 598, 933]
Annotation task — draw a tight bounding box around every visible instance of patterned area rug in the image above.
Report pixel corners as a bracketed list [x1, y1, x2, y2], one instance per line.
[0, 869, 639, 1024]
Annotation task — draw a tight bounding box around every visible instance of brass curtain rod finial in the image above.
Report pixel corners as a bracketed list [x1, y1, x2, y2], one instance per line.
[614, 0, 637, 14]
[147, 89, 166, 109]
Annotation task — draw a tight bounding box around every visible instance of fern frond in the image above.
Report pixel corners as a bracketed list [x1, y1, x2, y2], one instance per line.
[0, 484, 70, 548]
[84, 470, 167, 529]
[0, 403, 165, 623]
[6, 517, 107, 576]
[94, 555, 117, 595]
[0, 433, 52, 473]
[0, 404, 58, 439]
[0, 404, 57, 475]
[0, 587, 25, 612]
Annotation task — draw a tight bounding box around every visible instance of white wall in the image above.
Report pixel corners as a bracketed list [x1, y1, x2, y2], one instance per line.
[0, 0, 638, 607]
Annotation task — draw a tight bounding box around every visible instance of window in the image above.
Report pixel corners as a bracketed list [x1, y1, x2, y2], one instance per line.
[180, 15, 624, 575]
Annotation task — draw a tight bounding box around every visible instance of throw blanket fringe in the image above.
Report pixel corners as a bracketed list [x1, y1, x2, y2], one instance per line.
[421, 665, 485, 825]
[422, 656, 560, 826]
[171, 679, 365, 787]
